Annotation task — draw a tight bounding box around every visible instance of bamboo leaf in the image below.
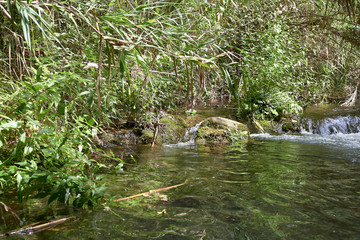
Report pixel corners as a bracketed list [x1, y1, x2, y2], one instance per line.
[0, 121, 19, 131]
[16, 2, 31, 49]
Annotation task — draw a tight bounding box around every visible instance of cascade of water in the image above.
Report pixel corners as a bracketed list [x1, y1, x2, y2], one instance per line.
[300, 115, 360, 134]
[183, 122, 202, 142]
[164, 122, 202, 148]
[252, 109, 360, 161]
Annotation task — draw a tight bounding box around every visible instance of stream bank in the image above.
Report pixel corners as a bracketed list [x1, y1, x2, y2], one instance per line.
[1, 104, 359, 239]
[99, 106, 250, 147]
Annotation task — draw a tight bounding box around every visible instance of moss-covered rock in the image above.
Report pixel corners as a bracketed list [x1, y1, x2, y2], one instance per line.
[100, 132, 119, 145]
[159, 115, 188, 143]
[281, 116, 301, 133]
[196, 117, 248, 144]
[140, 128, 154, 144]
[251, 119, 282, 134]
[250, 116, 301, 134]
[100, 129, 140, 146]
[140, 114, 188, 145]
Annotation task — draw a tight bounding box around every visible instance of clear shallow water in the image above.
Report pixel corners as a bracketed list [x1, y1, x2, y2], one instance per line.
[2, 138, 359, 239]
[1, 105, 360, 239]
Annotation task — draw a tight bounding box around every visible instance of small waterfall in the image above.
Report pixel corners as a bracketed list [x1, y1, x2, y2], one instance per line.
[164, 122, 202, 148]
[182, 122, 202, 142]
[301, 115, 360, 135]
[252, 108, 360, 161]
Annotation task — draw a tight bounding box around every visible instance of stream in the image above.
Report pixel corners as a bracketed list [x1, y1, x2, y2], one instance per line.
[1, 105, 360, 239]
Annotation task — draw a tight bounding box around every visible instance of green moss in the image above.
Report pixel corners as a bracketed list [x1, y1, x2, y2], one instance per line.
[161, 115, 187, 128]
[159, 115, 187, 143]
[141, 128, 154, 144]
[196, 126, 229, 144]
[196, 117, 249, 144]
[257, 119, 276, 133]
[281, 118, 300, 133]
[258, 119, 273, 128]
[140, 114, 188, 145]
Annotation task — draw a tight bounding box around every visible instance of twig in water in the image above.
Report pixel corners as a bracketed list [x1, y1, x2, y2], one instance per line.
[1, 217, 74, 237]
[151, 124, 159, 148]
[113, 180, 187, 202]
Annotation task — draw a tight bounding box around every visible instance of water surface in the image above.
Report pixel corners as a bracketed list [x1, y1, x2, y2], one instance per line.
[1, 106, 360, 239]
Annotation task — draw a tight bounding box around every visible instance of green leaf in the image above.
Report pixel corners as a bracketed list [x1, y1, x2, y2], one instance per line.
[20, 132, 26, 143]
[16, 172, 22, 189]
[65, 188, 71, 204]
[24, 146, 34, 157]
[22, 82, 36, 91]
[79, 91, 91, 96]
[30, 160, 37, 170]
[57, 104, 65, 116]
[36, 67, 43, 81]
[0, 114, 12, 121]
[0, 121, 20, 131]
[16, 103, 26, 113]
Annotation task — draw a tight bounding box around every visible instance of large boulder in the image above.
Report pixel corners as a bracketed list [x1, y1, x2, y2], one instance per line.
[196, 117, 248, 144]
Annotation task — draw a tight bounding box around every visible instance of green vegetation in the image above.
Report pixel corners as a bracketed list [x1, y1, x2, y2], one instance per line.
[0, 0, 359, 207]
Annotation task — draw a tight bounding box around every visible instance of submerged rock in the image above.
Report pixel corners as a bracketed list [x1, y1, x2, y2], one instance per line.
[196, 117, 248, 144]
[170, 197, 201, 208]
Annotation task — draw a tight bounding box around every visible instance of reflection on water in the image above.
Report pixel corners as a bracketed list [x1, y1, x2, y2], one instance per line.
[3, 138, 359, 240]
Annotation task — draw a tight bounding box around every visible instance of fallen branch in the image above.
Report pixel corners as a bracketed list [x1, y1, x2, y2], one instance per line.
[253, 119, 265, 133]
[0, 201, 21, 224]
[341, 83, 359, 106]
[1, 217, 74, 237]
[113, 181, 187, 202]
[151, 124, 159, 148]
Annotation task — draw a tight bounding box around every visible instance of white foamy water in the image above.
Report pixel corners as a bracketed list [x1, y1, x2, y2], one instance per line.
[163, 122, 202, 149]
[252, 114, 360, 154]
[300, 115, 360, 134]
[251, 131, 360, 162]
[251, 132, 360, 149]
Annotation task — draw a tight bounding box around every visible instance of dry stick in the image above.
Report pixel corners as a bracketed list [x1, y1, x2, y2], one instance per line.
[108, 47, 114, 86]
[2, 217, 74, 237]
[2, 25, 21, 79]
[0, 4, 15, 25]
[172, 56, 181, 92]
[0, 202, 20, 224]
[113, 181, 187, 202]
[185, 62, 190, 105]
[141, 51, 158, 90]
[190, 62, 194, 106]
[341, 81, 359, 106]
[91, 10, 103, 124]
[151, 124, 159, 148]
[8, 41, 11, 79]
[96, 36, 103, 123]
